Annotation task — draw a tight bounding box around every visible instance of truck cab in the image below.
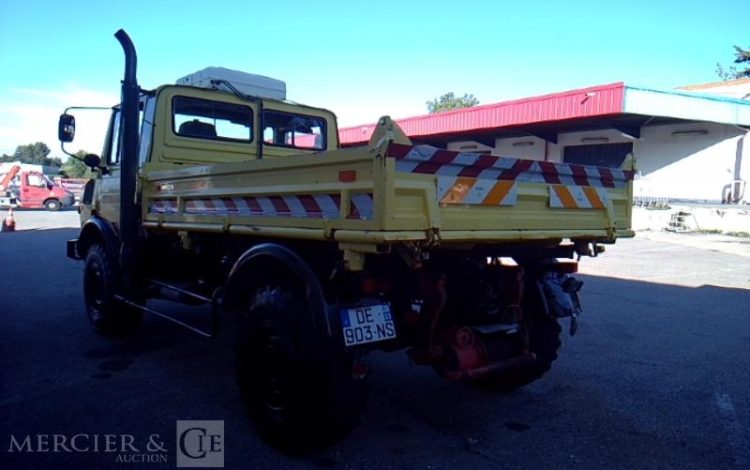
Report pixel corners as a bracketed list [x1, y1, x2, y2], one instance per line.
[84, 69, 339, 226]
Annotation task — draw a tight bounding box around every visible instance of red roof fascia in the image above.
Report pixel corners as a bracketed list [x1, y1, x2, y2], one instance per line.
[339, 82, 625, 145]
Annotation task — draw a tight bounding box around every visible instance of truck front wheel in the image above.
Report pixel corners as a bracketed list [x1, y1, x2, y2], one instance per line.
[83, 245, 142, 336]
[236, 287, 365, 452]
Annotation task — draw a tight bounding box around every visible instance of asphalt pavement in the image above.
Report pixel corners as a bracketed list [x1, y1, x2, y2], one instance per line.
[0, 217, 748, 469]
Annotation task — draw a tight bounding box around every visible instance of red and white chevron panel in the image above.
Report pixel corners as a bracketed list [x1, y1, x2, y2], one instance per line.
[386, 143, 634, 190]
[149, 194, 374, 220]
[549, 185, 608, 209]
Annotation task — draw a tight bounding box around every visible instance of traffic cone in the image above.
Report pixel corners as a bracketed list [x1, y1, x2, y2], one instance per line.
[2, 208, 16, 232]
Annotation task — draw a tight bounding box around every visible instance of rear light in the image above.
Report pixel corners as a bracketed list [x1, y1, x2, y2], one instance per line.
[338, 170, 356, 183]
[351, 361, 369, 380]
[360, 277, 392, 295]
[361, 278, 377, 295]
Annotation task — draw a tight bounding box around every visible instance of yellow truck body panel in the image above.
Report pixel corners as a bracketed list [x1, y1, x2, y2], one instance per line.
[140, 103, 634, 250]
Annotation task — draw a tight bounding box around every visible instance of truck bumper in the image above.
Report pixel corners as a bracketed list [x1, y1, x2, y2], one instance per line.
[67, 239, 82, 260]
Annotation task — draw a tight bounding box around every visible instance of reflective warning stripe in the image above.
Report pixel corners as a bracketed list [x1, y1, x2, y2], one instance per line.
[582, 187, 606, 209]
[484, 180, 516, 205]
[549, 185, 609, 209]
[150, 200, 177, 213]
[387, 143, 628, 209]
[439, 177, 476, 203]
[148, 194, 374, 220]
[388, 143, 634, 189]
[438, 176, 518, 206]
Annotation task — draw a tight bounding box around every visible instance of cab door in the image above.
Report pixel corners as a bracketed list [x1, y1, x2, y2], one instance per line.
[96, 110, 123, 225]
[95, 95, 156, 229]
[20, 172, 49, 208]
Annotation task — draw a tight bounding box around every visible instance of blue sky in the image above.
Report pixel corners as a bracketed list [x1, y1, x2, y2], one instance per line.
[0, 0, 747, 157]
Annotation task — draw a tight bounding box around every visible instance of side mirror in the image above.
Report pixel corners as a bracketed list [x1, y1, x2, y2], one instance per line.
[58, 114, 76, 143]
[83, 154, 101, 169]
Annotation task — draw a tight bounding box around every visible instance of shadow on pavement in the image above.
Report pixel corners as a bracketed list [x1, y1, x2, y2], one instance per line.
[1, 229, 747, 469]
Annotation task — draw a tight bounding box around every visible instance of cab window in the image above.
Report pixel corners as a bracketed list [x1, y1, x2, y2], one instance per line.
[262, 111, 326, 150]
[105, 102, 146, 166]
[106, 110, 121, 165]
[173, 96, 253, 142]
[27, 173, 47, 188]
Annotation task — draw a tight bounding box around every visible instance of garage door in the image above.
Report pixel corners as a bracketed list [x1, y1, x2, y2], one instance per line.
[563, 142, 633, 168]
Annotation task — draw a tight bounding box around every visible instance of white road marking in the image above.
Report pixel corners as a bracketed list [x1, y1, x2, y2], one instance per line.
[715, 391, 750, 469]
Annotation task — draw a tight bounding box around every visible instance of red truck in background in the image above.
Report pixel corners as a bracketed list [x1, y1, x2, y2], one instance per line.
[0, 165, 75, 211]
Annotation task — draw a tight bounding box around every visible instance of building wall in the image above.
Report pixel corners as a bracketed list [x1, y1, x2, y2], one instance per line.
[446, 140, 495, 154]
[445, 123, 749, 203]
[449, 129, 633, 163]
[492, 136, 547, 160]
[450, 130, 635, 163]
[633, 123, 748, 202]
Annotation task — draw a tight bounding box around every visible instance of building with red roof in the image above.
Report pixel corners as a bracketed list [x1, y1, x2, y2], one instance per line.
[339, 80, 750, 203]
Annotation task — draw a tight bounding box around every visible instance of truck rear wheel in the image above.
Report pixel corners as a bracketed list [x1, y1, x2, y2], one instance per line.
[472, 313, 561, 391]
[83, 245, 142, 336]
[236, 287, 365, 452]
[44, 199, 61, 211]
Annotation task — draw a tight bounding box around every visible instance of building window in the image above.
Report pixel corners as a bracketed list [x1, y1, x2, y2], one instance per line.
[563, 142, 633, 167]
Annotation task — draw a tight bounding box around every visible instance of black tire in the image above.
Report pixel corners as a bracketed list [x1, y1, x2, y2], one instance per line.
[44, 199, 61, 211]
[236, 287, 365, 453]
[473, 313, 562, 392]
[83, 245, 142, 336]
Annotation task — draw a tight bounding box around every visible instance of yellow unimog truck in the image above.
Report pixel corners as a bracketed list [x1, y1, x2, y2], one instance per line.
[60, 30, 634, 450]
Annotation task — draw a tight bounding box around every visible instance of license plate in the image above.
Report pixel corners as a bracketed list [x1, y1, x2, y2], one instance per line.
[339, 304, 397, 346]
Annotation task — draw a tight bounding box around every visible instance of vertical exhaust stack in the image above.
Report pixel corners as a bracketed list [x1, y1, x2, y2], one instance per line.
[114, 29, 141, 289]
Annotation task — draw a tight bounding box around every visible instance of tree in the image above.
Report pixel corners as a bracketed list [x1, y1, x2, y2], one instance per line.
[0, 142, 62, 167]
[716, 45, 750, 80]
[61, 151, 92, 178]
[426, 92, 479, 114]
[13, 142, 51, 164]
